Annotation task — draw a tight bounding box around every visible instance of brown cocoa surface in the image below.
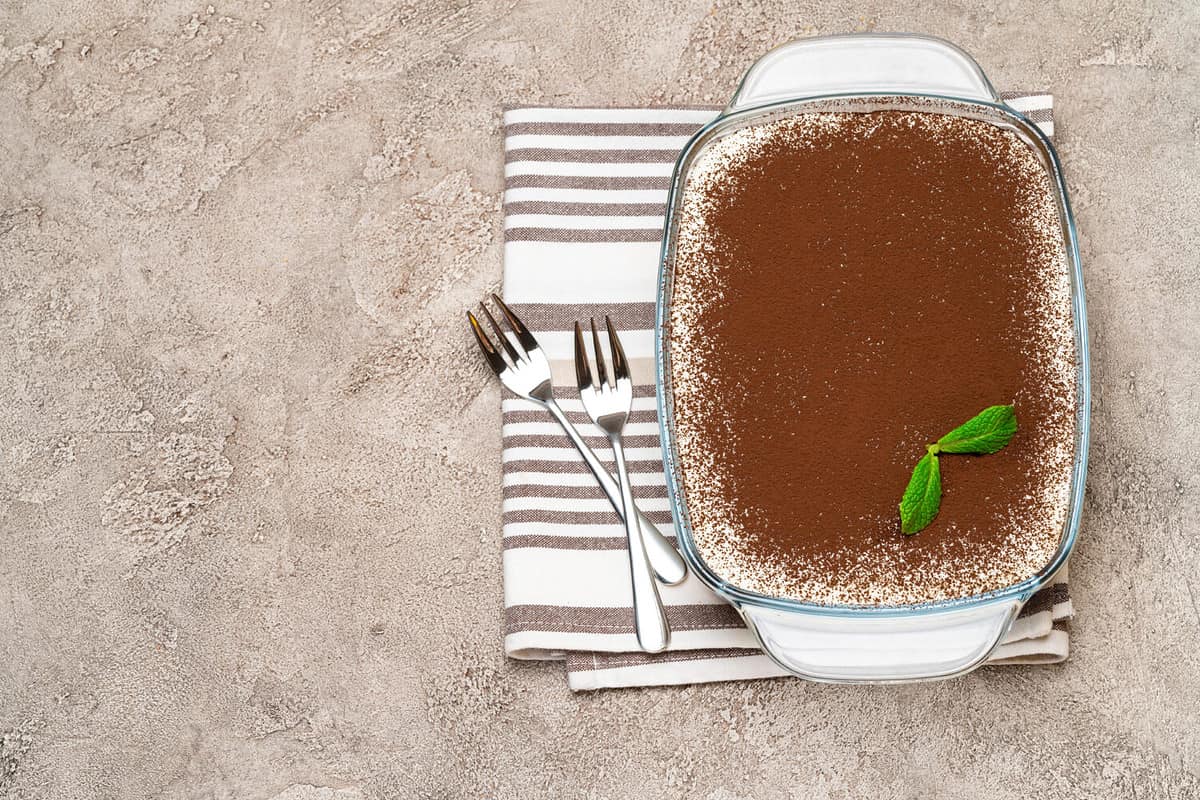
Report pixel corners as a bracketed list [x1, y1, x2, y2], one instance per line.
[670, 111, 1076, 604]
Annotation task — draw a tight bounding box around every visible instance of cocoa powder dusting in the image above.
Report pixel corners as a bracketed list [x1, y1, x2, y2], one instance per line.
[669, 110, 1076, 606]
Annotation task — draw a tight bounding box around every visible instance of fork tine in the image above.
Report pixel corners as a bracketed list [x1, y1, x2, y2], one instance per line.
[605, 315, 631, 381]
[573, 321, 593, 390]
[490, 293, 540, 353]
[589, 317, 609, 388]
[467, 311, 508, 376]
[479, 303, 522, 364]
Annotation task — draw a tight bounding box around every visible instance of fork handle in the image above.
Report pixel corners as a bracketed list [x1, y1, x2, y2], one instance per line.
[542, 399, 688, 586]
[610, 434, 670, 653]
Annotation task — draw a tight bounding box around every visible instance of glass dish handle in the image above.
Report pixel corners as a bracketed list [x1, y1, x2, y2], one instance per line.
[740, 598, 1022, 683]
[726, 34, 1001, 113]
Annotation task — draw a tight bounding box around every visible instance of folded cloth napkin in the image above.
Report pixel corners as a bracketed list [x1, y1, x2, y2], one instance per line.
[500, 95, 1072, 691]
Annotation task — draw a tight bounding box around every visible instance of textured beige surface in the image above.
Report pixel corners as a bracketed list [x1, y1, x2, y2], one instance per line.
[1, 1, 1197, 798]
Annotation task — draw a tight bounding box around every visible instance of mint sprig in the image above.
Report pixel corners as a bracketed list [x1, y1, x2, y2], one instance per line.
[899, 405, 1018, 536]
[936, 404, 1018, 455]
[900, 448, 942, 535]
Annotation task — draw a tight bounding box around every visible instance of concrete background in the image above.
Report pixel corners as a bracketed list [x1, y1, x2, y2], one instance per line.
[1, 1, 1197, 797]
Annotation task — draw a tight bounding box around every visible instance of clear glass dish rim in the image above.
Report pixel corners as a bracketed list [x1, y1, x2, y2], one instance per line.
[653, 91, 1091, 620]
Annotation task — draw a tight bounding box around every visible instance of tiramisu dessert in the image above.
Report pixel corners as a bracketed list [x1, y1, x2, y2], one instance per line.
[668, 109, 1076, 606]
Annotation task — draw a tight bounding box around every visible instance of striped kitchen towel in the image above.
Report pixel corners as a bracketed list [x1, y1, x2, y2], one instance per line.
[500, 96, 1072, 691]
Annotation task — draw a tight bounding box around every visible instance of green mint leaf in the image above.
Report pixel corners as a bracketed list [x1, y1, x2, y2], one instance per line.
[900, 450, 941, 535]
[936, 404, 1018, 455]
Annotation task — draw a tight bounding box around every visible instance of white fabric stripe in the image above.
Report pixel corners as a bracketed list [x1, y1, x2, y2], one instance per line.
[503, 549, 721, 606]
[1004, 95, 1053, 112]
[502, 446, 663, 463]
[503, 396, 658, 413]
[503, 496, 672, 513]
[1051, 599, 1073, 620]
[1003, 610, 1051, 643]
[505, 187, 670, 205]
[508, 628, 757, 662]
[505, 161, 676, 178]
[503, 520, 672, 539]
[526, 329, 653, 361]
[988, 629, 1069, 663]
[503, 108, 718, 125]
[506, 134, 694, 150]
[504, 421, 661, 437]
[503, 241, 661, 303]
[506, 214, 664, 230]
[567, 653, 786, 691]
[504, 471, 668, 488]
[1036, 120, 1054, 136]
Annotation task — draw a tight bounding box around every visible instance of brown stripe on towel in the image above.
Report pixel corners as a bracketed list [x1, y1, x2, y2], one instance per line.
[502, 508, 674, 526]
[505, 201, 667, 216]
[505, 175, 675, 191]
[503, 458, 666, 474]
[502, 534, 677, 551]
[567, 648, 762, 671]
[503, 121, 709, 136]
[503, 104, 720, 112]
[503, 407, 660, 425]
[507, 148, 684, 164]
[505, 302, 657, 331]
[995, 93, 1053, 123]
[503, 433, 662, 450]
[506, 603, 743, 633]
[1019, 582, 1072, 616]
[998, 91, 1049, 102]
[504, 119, 705, 136]
[502, 483, 668, 500]
[503, 386, 658, 403]
[505, 227, 665, 243]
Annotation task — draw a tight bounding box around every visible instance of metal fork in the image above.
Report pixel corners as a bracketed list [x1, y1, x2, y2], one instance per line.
[575, 317, 670, 652]
[467, 294, 687, 586]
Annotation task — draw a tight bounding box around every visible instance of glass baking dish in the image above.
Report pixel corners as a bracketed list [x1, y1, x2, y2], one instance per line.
[654, 34, 1090, 683]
